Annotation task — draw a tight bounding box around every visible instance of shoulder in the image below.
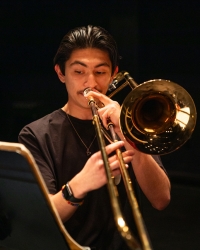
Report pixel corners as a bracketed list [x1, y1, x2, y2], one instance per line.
[34, 109, 66, 125]
[23, 109, 66, 129]
[19, 109, 67, 138]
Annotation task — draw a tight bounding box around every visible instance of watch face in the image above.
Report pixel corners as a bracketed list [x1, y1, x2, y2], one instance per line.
[61, 184, 70, 199]
[62, 183, 84, 203]
[66, 183, 73, 197]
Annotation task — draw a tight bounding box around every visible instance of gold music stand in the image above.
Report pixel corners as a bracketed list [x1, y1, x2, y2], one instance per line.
[0, 142, 90, 250]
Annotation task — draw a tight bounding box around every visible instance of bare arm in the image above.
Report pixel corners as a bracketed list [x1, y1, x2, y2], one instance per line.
[121, 141, 171, 210]
[49, 141, 134, 222]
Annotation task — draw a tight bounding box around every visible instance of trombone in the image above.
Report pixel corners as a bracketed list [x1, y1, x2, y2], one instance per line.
[85, 71, 196, 250]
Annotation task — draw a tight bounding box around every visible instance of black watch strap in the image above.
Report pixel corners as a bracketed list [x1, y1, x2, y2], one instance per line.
[62, 182, 84, 203]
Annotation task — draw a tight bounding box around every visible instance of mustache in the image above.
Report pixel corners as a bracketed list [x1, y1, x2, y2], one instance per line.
[79, 88, 102, 95]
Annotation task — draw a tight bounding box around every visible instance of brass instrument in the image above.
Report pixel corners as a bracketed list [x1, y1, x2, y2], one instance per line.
[85, 71, 196, 250]
[109, 71, 196, 155]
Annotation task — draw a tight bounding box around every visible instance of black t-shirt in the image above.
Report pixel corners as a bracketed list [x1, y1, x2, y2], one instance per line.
[18, 109, 164, 250]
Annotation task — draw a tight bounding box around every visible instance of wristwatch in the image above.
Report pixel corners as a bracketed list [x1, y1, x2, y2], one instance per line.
[62, 182, 84, 204]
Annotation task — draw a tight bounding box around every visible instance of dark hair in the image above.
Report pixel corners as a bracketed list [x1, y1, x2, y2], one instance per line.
[53, 25, 120, 75]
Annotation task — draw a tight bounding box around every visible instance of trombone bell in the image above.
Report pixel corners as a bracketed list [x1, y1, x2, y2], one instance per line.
[118, 78, 196, 155]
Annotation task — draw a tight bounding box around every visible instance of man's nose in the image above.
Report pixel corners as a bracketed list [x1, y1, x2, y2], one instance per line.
[84, 73, 97, 88]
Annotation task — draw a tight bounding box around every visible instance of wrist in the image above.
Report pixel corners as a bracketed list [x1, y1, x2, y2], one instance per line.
[61, 182, 84, 207]
[69, 174, 88, 199]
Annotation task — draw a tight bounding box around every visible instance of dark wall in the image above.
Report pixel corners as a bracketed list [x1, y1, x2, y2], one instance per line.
[0, 1, 200, 249]
[137, 1, 200, 177]
[0, 0, 139, 141]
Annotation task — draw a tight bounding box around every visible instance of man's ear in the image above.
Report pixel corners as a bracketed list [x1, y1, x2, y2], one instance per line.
[54, 64, 65, 83]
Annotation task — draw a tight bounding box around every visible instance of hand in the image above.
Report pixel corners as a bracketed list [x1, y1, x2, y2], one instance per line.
[70, 141, 134, 198]
[84, 90, 121, 131]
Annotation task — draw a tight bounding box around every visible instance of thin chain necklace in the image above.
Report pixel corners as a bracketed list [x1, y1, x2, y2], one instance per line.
[66, 113, 96, 156]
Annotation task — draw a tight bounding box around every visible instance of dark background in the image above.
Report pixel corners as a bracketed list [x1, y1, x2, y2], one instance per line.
[0, 1, 200, 249]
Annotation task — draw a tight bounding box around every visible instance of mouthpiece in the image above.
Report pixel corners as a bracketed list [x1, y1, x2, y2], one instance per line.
[83, 87, 92, 96]
[83, 88, 95, 105]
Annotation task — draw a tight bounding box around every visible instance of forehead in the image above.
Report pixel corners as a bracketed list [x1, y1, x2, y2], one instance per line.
[67, 48, 112, 67]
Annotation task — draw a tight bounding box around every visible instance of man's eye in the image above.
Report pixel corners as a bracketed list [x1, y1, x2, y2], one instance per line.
[96, 71, 105, 75]
[75, 70, 83, 74]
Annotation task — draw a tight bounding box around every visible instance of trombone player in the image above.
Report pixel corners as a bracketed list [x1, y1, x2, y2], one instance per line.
[18, 25, 171, 250]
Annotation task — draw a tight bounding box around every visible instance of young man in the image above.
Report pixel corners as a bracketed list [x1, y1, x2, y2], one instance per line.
[18, 25, 170, 250]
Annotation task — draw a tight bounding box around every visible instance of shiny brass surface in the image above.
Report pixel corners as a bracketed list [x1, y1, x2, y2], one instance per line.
[117, 75, 196, 154]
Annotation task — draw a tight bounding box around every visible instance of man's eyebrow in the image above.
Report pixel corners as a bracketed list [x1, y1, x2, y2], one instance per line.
[70, 61, 110, 68]
[95, 63, 110, 68]
[70, 61, 87, 67]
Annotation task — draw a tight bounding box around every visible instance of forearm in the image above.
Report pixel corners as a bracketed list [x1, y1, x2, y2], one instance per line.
[116, 130, 171, 210]
[49, 174, 87, 222]
[131, 151, 171, 210]
[49, 191, 78, 222]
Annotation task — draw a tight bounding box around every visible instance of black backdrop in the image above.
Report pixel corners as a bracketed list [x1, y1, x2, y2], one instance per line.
[0, 1, 200, 249]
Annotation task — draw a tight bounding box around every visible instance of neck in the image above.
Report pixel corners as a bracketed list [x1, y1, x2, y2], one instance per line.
[62, 103, 93, 120]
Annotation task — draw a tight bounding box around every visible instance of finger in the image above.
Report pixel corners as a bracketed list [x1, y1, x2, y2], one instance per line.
[105, 141, 125, 155]
[122, 155, 134, 164]
[85, 90, 111, 106]
[109, 154, 133, 169]
[108, 150, 134, 163]
[121, 150, 135, 158]
[111, 168, 121, 177]
[99, 110, 111, 129]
